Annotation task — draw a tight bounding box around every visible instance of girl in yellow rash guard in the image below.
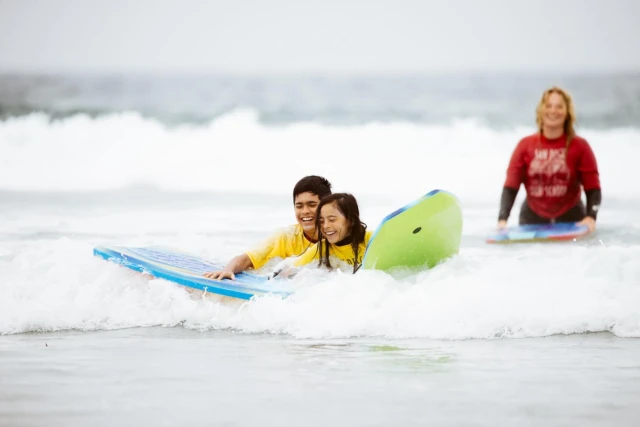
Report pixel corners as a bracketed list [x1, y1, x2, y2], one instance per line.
[290, 193, 372, 274]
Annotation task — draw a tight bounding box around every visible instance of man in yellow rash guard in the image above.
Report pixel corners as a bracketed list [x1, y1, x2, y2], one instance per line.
[245, 223, 317, 270]
[203, 175, 332, 280]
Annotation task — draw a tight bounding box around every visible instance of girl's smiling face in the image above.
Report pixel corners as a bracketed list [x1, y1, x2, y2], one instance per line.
[319, 202, 350, 244]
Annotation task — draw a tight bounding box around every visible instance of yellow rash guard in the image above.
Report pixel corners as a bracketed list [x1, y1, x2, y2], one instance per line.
[293, 230, 373, 268]
[245, 224, 315, 270]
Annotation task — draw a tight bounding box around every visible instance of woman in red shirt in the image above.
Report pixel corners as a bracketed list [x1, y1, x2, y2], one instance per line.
[497, 87, 601, 231]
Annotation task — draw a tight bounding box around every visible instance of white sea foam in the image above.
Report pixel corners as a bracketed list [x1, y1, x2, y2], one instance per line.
[1, 111, 638, 339]
[1, 234, 638, 338]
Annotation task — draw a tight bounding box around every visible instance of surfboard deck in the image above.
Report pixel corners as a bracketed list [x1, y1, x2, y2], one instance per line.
[362, 189, 463, 271]
[485, 222, 590, 244]
[93, 245, 291, 300]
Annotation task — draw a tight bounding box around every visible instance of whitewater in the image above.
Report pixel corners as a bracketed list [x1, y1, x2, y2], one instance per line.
[1, 110, 638, 339]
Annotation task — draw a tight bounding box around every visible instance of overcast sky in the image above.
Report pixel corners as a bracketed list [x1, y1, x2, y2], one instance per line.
[0, 0, 638, 74]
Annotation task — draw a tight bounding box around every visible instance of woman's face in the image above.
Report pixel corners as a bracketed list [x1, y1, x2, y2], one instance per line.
[319, 202, 350, 244]
[542, 92, 567, 130]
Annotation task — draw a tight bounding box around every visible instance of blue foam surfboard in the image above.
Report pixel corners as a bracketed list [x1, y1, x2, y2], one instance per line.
[486, 222, 590, 244]
[93, 245, 291, 300]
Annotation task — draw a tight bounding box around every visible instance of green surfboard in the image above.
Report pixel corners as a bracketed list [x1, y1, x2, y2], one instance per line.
[362, 190, 463, 272]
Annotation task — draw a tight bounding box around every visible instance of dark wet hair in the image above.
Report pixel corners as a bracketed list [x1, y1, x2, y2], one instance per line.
[293, 175, 332, 202]
[315, 193, 367, 274]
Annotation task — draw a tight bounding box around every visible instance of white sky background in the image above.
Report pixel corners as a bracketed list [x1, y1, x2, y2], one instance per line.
[0, 0, 639, 74]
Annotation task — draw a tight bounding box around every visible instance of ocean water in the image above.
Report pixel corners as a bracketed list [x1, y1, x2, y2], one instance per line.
[1, 73, 640, 426]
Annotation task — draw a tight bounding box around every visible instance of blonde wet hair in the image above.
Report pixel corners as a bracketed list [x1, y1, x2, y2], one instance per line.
[536, 86, 576, 149]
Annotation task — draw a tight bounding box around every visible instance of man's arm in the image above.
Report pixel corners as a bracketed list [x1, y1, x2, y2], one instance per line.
[203, 253, 254, 280]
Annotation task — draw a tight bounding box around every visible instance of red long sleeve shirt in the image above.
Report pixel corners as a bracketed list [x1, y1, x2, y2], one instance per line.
[504, 133, 600, 219]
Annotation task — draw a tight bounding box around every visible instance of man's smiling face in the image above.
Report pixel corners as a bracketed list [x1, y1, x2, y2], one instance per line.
[294, 191, 321, 240]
